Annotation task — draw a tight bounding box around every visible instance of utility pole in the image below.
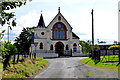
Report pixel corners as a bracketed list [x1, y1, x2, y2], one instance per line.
[91, 9, 94, 58]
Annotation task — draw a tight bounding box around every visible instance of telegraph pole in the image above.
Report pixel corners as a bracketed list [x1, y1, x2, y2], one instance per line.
[91, 9, 94, 58]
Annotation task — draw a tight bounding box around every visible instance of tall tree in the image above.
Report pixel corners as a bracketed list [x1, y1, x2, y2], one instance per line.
[14, 27, 34, 59]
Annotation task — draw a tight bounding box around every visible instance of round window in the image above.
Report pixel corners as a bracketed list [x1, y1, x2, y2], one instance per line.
[41, 32, 45, 35]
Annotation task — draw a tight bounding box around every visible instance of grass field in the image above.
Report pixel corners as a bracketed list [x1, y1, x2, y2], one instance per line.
[2, 57, 48, 79]
[80, 55, 119, 69]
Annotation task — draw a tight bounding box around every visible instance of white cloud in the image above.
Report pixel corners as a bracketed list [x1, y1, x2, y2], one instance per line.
[1, 0, 119, 44]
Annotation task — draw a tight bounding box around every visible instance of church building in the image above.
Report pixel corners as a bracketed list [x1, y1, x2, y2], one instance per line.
[31, 8, 81, 57]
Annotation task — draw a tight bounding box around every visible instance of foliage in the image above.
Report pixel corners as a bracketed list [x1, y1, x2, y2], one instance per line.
[1, 1, 31, 28]
[0, 30, 5, 40]
[94, 44, 100, 50]
[2, 57, 48, 78]
[14, 27, 34, 55]
[80, 40, 92, 53]
[1, 41, 18, 70]
[108, 45, 120, 50]
[98, 41, 106, 43]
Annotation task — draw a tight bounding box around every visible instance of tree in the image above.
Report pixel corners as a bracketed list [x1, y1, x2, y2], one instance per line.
[1, 0, 32, 27]
[98, 41, 106, 43]
[14, 27, 34, 60]
[113, 41, 118, 44]
[94, 44, 100, 50]
[80, 40, 92, 53]
[1, 1, 32, 42]
[1, 41, 17, 70]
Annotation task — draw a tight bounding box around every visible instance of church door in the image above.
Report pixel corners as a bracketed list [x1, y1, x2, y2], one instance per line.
[55, 42, 64, 57]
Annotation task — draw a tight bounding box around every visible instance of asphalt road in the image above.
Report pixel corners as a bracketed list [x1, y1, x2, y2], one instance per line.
[33, 57, 118, 79]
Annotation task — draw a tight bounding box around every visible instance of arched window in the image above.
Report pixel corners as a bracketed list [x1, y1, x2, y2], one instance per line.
[73, 43, 77, 52]
[40, 43, 43, 49]
[52, 22, 67, 40]
[66, 44, 69, 50]
[73, 43, 77, 47]
[58, 16, 61, 20]
[50, 44, 53, 50]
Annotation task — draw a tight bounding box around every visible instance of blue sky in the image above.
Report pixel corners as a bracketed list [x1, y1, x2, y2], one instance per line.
[1, 0, 119, 44]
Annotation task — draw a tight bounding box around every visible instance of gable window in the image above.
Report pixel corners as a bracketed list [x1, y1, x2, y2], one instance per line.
[58, 16, 61, 20]
[50, 44, 53, 50]
[52, 22, 67, 40]
[40, 43, 43, 49]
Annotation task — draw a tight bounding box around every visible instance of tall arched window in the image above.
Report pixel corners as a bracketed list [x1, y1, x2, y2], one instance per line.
[52, 22, 67, 40]
[66, 44, 69, 50]
[40, 43, 43, 49]
[73, 43, 77, 52]
[50, 44, 53, 50]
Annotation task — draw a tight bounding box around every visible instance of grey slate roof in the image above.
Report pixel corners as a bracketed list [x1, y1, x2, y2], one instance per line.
[72, 32, 80, 39]
[37, 14, 45, 28]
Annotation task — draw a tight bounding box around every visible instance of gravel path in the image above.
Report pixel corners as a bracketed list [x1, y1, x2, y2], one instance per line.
[33, 57, 118, 79]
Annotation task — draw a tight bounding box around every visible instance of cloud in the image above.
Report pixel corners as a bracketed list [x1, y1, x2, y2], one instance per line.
[1, 0, 119, 44]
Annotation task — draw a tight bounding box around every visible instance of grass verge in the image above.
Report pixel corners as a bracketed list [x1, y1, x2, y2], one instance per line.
[80, 55, 120, 69]
[2, 57, 48, 79]
[0, 62, 3, 79]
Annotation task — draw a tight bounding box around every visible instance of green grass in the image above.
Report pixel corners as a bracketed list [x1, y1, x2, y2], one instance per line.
[2, 57, 48, 79]
[0, 62, 3, 79]
[80, 55, 119, 69]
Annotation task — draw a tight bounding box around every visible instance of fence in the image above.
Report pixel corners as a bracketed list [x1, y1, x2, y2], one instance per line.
[91, 49, 120, 64]
[32, 50, 84, 57]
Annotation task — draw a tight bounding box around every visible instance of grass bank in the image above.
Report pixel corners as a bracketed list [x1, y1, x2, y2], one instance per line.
[80, 55, 119, 69]
[2, 57, 48, 79]
[0, 62, 3, 79]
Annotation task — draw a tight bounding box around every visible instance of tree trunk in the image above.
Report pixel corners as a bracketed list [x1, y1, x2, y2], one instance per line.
[3, 55, 11, 70]
[13, 53, 16, 64]
[16, 52, 20, 63]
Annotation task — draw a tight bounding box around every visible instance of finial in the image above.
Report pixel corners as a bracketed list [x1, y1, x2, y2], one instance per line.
[41, 10, 42, 14]
[58, 7, 60, 13]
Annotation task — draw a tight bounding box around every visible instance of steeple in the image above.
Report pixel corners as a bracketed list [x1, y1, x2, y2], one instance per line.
[37, 12, 45, 28]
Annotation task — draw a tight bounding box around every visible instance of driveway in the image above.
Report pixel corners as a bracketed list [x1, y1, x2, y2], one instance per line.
[33, 57, 118, 79]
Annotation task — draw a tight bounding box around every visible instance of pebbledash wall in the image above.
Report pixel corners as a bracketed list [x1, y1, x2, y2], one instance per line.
[30, 8, 82, 57]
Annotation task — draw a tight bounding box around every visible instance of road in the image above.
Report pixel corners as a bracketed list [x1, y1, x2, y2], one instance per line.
[33, 57, 118, 79]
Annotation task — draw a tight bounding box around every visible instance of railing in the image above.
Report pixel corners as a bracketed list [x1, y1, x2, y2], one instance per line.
[33, 50, 81, 54]
[33, 50, 55, 53]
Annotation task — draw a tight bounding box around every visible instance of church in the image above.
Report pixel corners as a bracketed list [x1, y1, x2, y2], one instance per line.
[31, 7, 81, 57]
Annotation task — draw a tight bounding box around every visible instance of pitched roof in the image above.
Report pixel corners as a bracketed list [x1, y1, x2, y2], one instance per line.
[47, 7, 73, 29]
[37, 14, 45, 28]
[72, 32, 80, 39]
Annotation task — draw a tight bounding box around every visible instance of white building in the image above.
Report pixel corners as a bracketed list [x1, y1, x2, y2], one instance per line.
[31, 8, 81, 57]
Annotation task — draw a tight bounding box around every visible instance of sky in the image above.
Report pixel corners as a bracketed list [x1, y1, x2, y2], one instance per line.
[1, 0, 119, 44]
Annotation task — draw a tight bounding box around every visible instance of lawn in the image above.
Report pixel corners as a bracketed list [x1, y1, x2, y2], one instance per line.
[80, 55, 120, 69]
[2, 57, 48, 79]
